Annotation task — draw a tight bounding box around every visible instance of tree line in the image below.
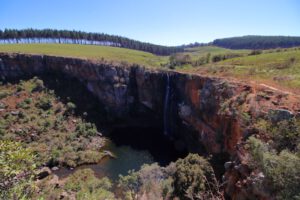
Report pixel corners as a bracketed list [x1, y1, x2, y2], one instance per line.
[213, 35, 300, 49]
[0, 29, 184, 55]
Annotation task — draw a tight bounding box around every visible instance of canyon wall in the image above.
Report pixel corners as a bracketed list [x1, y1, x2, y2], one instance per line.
[1, 53, 299, 199]
[0, 53, 246, 155]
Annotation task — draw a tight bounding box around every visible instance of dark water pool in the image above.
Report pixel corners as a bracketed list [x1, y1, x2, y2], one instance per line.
[54, 126, 187, 180]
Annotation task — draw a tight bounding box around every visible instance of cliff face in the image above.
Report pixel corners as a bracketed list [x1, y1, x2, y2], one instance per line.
[1, 53, 299, 199]
[0, 53, 245, 154]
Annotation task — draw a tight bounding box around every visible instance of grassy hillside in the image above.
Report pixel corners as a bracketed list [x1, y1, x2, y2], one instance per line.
[194, 47, 300, 92]
[0, 43, 168, 67]
[184, 46, 250, 60]
[1, 43, 299, 93]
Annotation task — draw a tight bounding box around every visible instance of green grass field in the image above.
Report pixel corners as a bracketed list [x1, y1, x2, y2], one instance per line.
[0, 43, 168, 67]
[183, 46, 250, 61]
[1, 43, 299, 92]
[195, 47, 300, 92]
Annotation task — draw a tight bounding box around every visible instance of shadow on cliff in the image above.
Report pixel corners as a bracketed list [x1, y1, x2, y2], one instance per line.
[40, 72, 109, 128]
[37, 72, 188, 166]
[4, 71, 227, 176]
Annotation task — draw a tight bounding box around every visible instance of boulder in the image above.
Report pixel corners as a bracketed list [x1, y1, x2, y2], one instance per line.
[37, 167, 52, 179]
[51, 166, 59, 171]
[268, 109, 294, 123]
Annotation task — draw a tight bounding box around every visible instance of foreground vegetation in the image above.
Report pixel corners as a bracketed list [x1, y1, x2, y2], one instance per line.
[31, 154, 222, 200]
[247, 117, 300, 199]
[0, 78, 105, 168]
[0, 78, 223, 199]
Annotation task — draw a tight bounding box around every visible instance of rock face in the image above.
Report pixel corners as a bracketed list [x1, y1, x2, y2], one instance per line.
[0, 54, 241, 154]
[0, 53, 245, 154]
[1, 53, 299, 199]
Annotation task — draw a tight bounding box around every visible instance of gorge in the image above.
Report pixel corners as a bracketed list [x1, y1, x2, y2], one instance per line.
[1, 53, 299, 199]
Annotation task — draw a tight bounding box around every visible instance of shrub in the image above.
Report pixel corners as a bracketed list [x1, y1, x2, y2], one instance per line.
[65, 102, 76, 115]
[61, 149, 77, 167]
[173, 154, 220, 199]
[17, 111, 26, 119]
[0, 91, 9, 100]
[193, 56, 207, 66]
[206, 53, 211, 63]
[212, 53, 242, 63]
[247, 137, 300, 199]
[53, 115, 64, 130]
[77, 150, 103, 165]
[249, 50, 262, 55]
[169, 54, 192, 67]
[64, 169, 115, 199]
[272, 57, 296, 69]
[24, 98, 32, 104]
[118, 169, 140, 200]
[16, 84, 23, 92]
[54, 104, 63, 114]
[255, 118, 300, 152]
[75, 122, 97, 137]
[43, 120, 51, 129]
[17, 98, 32, 109]
[212, 55, 223, 62]
[0, 141, 36, 199]
[32, 78, 45, 92]
[35, 97, 52, 110]
[117, 163, 170, 199]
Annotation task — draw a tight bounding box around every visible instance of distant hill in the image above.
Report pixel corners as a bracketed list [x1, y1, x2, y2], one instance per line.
[212, 35, 300, 49]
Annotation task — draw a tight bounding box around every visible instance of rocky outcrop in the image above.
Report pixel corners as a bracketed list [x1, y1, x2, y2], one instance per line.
[1, 53, 299, 199]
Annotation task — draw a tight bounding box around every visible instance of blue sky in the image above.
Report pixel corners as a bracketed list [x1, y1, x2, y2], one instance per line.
[0, 0, 299, 46]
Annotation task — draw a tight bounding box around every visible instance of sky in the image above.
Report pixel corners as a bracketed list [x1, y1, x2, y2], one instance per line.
[0, 0, 299, 46]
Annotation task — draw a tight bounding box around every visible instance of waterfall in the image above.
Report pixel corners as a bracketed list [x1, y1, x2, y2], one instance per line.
[163, 73, 170, 136]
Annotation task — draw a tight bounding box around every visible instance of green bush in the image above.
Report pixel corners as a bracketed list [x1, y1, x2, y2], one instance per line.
[0, 141, 36, 199]
[24, 98, 32, 104]
[118, 163, 171, 199]
[32, 78, 45, 92]
[65, 102, 76, 115]
[77, 150, 103, 165]
[75, 122, 98, 137]
[16, 84, 23, 92]
[255, 118, 300, 152]
[248, 137, 300, 200]
[249, 50, 262, 55]
[271, 119, 300, 151]
[0, 91, 9, 100]
[118, 169, 140, 200]
[64, 169, 115, 200]
[116, 155, 221, 200]
[173, 154, 219, 200]
[17, 99, 32, 109]
[35, 97, 52, 110]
